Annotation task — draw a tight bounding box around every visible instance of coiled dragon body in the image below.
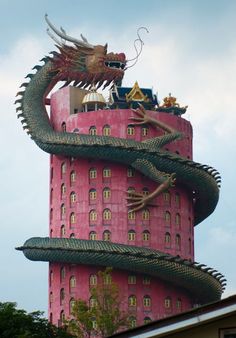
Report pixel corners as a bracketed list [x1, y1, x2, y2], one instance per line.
[16, 16, 224, 304]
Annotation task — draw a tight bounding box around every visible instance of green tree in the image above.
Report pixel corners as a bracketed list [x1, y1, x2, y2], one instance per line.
[0, 302, 73, 338]
[66, 268, 129, 337]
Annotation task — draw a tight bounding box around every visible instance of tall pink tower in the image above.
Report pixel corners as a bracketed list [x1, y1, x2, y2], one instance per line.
[17, 16, 225, 330]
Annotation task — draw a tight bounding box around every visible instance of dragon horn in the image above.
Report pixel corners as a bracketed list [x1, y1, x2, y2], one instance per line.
[45, 14, 94, 49]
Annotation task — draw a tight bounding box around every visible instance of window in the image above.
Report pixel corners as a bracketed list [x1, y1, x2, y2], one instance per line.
[89, 168, 97, 179]
[143, 295, 151, 307]
[89, 189, 97, 201]
[165, 232, 171, 246]
[176, 234, 181, 250]
[70, 233, 75, 238]
[127, 125, 135, 136]
[143, 276, 151, 285]
[90, 297, 98, 308]
[142, 230, 150, 241]
[92, 318, 97, 329]
[61, 122, 66, 132]
[89, 231, 97, 240]
[175, 192, 180, 207]
[90, 274, 97, 286]
[128, 230, 136, 241]
[103, 230, 111, 241]
[127, 167, 135, 177]
[60, 288, 65, 305]
[89, 126, 97, 135]
[50, 270, 53, 287]
[61, 204, 65, 218]
[164, 211, 171, 224]
[175, 213, 181, 228]
[128, 210, 135, 220]
[69, 298, 75, 314]
[142, 187, 149, 196]
[70, 192, 76, 204]
[144, 317, 152, 324]
[128, 275, 136, 285]
[103, 124, 111, 136]
[103, 167, 111, 178]
[142, 208, 150, 220]
[60, 267, 66, 282]
[103, 187, 111, 199]
[61, 183, 66, 197]
[70, 171, 76, 184]
[70, 276, 76, 289]
[60, 225, 66, 237]
[60, 310, 65, 323]
[129, 316, 136, 328]
[61, 162, 66, 176]
[142, 126, 149, 136]
[176, 298, 182, 310]
[165, 296, 172, 309]
[49, 292, 53, 307]
[103, 273, 112, 285]
[70, 212, 76, 225]
[89, 210, 97, 221]
[128, 295, 136, 307]
[163, 191, 170, 205]
[220, 328, 236, 338]
[103, 208, 111, 220]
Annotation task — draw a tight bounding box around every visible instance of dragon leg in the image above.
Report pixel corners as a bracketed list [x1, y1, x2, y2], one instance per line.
[127, 159, 176, 212]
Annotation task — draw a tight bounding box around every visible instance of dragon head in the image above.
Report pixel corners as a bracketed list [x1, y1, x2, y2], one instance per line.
[46, 15, 126, 89]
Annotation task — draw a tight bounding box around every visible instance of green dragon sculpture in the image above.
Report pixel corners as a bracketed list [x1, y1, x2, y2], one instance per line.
[16, 16, 224, 303]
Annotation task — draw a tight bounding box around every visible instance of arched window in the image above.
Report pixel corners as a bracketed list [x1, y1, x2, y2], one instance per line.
[50, 188, 53, 204]
[163, 191, 171, 205]
[103, 167, 111, 178]
[90, 296, 98, 308]
[128, 295, 136, 307]
[175, 192, 180, 207]
[142, 230, 150, 241]
[164, 211, 171, 224]
[128, 275, 136, 285]
[92, 318, 97, 329]
[60, 267, 66, 282]
[61, 183, 66, 198]
[89, 210, 97, 222]
[103, 230, 111, 241]
[103, 187, 111, 199]
[89, 189, 97, 201]
[175, 213, 181, 228]
[144, 317, 152, 324]
[49, 292, 53, 308]
[89, 168, 97, 179]
[61, 162, 66, 176]
[70, 212, 76, 226]
[49, 312, 53, 323]
[60, 310, 65, 323]
[143, 295, 151, 307]
[103, 273, 112, 285]
[70, 233, 75, 238]
[60, 225, 66, 237]
[129, 316, 136, 328]
[128, 210, 135, 220]
[70, 192, 76, 204]
[70, 276, 76, 289]
[50, 270, 53, 287]
[89, 231, 97, 240]
[142, 208, 150, 220]
[127, 125, 135, 136]
[128, 230, 136, 241]
[89, 126, 97, 135]
[142, 187, 149, 196]
[61, 122, 66, 132]
[103, 124, 111, 136]
[61, 204, 66, 219]
[176, 234, 181, 250]
[103, 208, 111, 220]
[165, 296, 172, 309]
[176, 298, 182, 310]
[60, 288, 65, 305]
[90, 274, 97, 286]
[127, 187, 135, 196]
[70, 171, 76, 184]
[50, 208, 53, 223]
[127, 167, 135, 177]
[142, 126, 149, 136]
[69, 298, 75, 314]
[165, 232, 171, 247]
[143, 276, 151, 285]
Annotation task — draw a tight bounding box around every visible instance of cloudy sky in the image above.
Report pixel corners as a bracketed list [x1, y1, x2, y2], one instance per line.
[0, 0, 236, 314]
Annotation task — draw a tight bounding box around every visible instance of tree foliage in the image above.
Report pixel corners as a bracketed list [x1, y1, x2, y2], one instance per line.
[66, 268, 129, 337]
[0, 302, 73, 338]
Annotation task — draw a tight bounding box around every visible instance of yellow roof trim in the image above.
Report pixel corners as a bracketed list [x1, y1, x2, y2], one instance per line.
[125, 81, 149, 103]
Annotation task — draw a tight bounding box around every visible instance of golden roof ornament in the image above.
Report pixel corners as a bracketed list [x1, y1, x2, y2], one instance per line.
[157, 93, 188, 116]
[125, 81, 149, 103]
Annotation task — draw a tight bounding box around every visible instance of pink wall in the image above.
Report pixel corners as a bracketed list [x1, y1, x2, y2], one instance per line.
[49, 87, 194, 327]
